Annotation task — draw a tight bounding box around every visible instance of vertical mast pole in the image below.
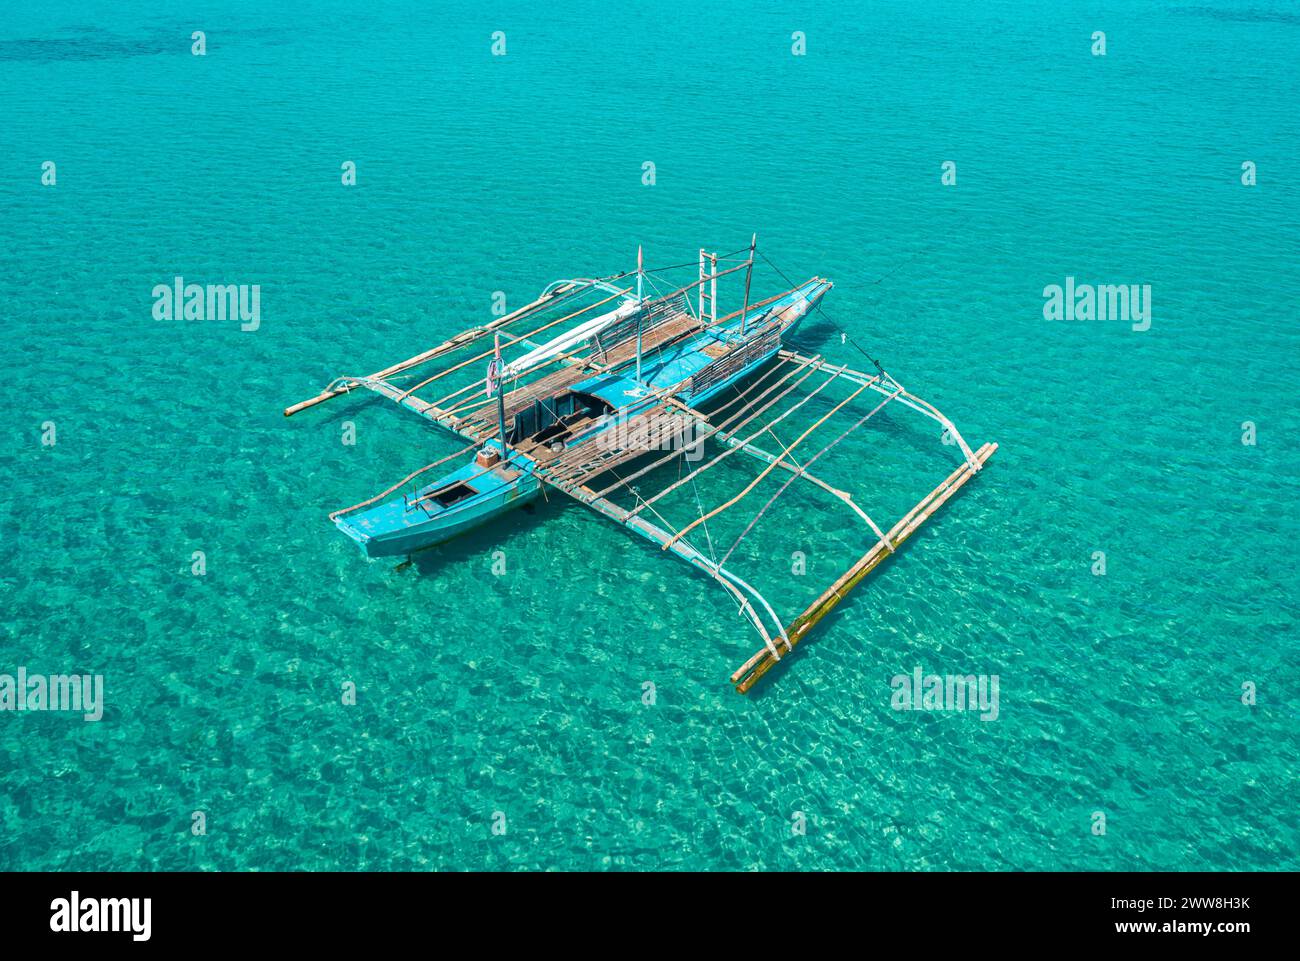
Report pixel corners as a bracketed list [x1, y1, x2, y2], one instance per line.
[710, 251, 718, 325]
[698, 249, 705, 318]
[635, 245, 644, 383]
[493, 332, 509, 461]
[740, 233, 757, 336]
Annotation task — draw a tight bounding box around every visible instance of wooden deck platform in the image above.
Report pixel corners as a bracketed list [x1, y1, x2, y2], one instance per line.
[454, 309, 701, 442]
[533, 404, 700, 490]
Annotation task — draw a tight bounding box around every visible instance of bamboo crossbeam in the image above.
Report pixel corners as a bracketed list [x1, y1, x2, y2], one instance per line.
[457, 312, 700, 441]
[651, 259, 753, 307]
[618, 362, 829, 509]
[395, 286, 634, 402]
[777, 348, 980, 471]
[566, 482, 786, 657]
[542, 403, 676, 479]
[732, 442, 998, 693]
[435, 300, 690, 414]
[718, 387, 901, 568]
[714, 434, 882, 533]
[585, 357, 819, 500]
[535, 355, 771, 489]
[282, 281, 602, 417]
[629, 359, 845, 519]
[662, 379, 868, 550]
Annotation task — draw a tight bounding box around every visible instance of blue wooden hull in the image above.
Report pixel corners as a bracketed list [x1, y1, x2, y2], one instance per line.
[335, 456, 542, 558]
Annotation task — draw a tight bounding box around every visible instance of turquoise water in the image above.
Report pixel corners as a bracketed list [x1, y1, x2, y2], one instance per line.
[2, 0, 1298, 870]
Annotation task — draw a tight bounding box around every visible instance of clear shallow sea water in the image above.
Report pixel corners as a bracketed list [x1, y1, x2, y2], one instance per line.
[1, 0, 1297, 870]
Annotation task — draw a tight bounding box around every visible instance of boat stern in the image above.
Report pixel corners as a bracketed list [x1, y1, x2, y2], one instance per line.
[333, 450, 541, 558]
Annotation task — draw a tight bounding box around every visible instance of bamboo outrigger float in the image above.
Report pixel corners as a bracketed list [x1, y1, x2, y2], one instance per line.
[285, 240, 997, 691]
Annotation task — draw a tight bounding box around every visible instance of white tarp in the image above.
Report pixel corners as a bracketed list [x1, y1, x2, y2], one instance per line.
[503, 298, 642, 378]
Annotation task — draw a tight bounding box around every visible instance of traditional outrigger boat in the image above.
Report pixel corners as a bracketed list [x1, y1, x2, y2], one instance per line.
[285, 240, 997, 691]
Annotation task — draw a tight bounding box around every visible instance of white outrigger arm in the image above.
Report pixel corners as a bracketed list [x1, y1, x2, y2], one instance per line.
[779, 350, 983, 472]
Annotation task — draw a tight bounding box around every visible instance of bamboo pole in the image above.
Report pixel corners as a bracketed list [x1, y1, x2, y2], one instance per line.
[732, 442, 998, 693]
[713, 280, 823, 329]
[630, 360, 846, 520]
[427, 308, 653, 418]
[492, 333, 509, 460]
[583, 359, 810, 499]
[585, 356, 816, 499]
[395, 286, 634, 402]
[282, 281, 600, 417]
[621, 360, 833, 513]
[635, 245, 644, 382]
[717, 437, 861, 506]
[441, 309, 701, 437]
[717, 387, 901, 568]
[713, 431, 892, 551]
[572, 484, 782, 654]
[739, 234, 756, 335]
[662, 379, 868, 550]
[710, 252, 718, 324]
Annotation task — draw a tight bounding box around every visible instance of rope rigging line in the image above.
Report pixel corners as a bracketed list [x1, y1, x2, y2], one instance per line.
[722, 368, 803, 472]
[756, 249, 911, 382]
[629, 360, 840, 518]
[597, 460, 707, 564]
[717, 386, 903, 569]
[688, 459, 717, 564]
[637, 270, 688, 373]
[660, 377, 869, 550]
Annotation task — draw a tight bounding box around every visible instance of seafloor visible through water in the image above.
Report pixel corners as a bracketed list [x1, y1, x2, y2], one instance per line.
[1, 1, 1296, 869]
